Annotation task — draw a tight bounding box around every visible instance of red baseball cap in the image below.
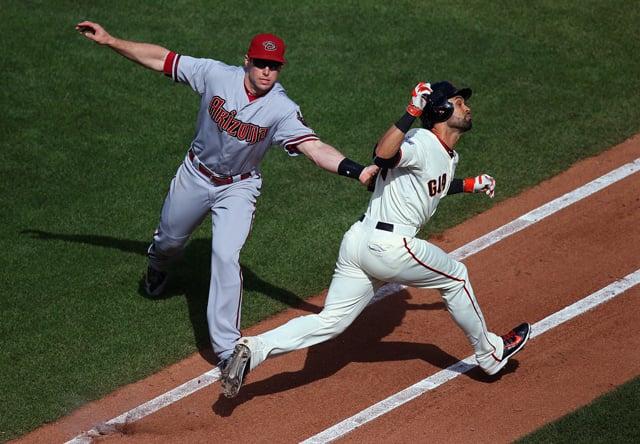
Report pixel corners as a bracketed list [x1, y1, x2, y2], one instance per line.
[247, 33, 286, 64]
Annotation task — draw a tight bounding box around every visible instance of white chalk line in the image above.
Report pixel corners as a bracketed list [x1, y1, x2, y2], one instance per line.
[301, 269, 640, 444]
[66, 369, 222, 443]
[449, 157, 640, 261]
[370, 158, 640, 302]
[65, 158, 639, 443]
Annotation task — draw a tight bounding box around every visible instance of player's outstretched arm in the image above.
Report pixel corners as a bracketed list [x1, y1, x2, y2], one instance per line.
[296, 140, 378, 186]
[464, 174, 496, 198]
[449, 174, 496, 198]
[374, 82, 432, 166]
[75, 21, 170, 72]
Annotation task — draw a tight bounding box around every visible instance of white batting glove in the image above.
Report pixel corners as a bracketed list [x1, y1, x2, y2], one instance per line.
[463, 174, 496, 198]
[406, 82, 433, 117]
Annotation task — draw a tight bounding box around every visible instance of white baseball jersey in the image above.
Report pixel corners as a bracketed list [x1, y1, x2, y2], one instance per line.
[164, 53, 318, 176]
[241, 125, 507, 376]
[366, 127, 459, 230]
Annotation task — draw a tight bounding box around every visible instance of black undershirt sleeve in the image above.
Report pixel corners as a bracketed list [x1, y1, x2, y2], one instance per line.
[449, 178, 464, 194]
[373, 146, 401, 168]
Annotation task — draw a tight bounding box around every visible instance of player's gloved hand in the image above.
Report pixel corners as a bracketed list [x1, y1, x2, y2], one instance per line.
[463, 174, 496, 198]
[406, 82, 433, 117]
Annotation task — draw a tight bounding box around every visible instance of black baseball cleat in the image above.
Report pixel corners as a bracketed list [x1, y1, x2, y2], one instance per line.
[144, 265, 169, 298]
[484, 322, 531, 375]
[501, 322, 531, 361]
[221, 343, 251, 398]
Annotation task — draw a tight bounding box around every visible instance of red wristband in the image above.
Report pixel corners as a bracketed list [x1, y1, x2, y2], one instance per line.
[406, 105, 423, 117]
[463, 178, 474, 193]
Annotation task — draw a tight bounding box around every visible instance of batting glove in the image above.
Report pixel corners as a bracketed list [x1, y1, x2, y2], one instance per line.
[406, 82, 433, 117]
[463, 174, 496, 198]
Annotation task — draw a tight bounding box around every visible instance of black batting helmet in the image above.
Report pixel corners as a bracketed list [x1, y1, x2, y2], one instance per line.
[420, 81, 472, 129]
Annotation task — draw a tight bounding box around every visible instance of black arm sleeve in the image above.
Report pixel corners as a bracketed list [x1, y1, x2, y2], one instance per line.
[371, 112, 416, 169]
[449, 178, 464, 194]
[372, 144, 401, 168]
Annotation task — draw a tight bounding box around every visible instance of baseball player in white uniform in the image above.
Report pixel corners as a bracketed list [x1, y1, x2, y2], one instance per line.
[221, 81, 531, 398]
[75, 21, 378, 367]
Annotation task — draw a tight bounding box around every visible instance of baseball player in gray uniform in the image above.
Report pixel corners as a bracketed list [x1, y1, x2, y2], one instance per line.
[221, 81, 531, 398]
[75, 21, 378, 367]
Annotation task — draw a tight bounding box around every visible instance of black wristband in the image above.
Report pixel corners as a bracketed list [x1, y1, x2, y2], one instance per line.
[449, 178, 464, 194]
[338, 158, 365, 180]
[395, 112, 416, 133]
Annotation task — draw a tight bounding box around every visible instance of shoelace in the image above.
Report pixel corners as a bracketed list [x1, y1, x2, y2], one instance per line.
[502, 330, 521, 348]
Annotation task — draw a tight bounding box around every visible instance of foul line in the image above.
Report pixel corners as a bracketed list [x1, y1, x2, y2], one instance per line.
[301, 269, 640, 444]
[448, 157, 640, 260]
[66, 369, 222, 443]
[66, 158, 639, 444]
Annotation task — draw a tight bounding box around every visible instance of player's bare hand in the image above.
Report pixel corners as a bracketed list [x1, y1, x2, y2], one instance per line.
[464, 174, 496, 198]
[406, 82, 433, 117]
[75, 21, 112, 45]
[360, 165, 380, 188]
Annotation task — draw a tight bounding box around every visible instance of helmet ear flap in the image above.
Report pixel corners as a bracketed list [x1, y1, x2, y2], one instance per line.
[426, 90, 453, 123]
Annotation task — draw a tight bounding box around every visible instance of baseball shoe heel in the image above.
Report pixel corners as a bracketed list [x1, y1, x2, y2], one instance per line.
[221, 344, 251, 398]
[144, 265, 169, 298]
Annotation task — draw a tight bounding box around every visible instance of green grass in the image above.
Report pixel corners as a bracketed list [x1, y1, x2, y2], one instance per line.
[515, 375, 640, 443]
[1, 0, 639, 441]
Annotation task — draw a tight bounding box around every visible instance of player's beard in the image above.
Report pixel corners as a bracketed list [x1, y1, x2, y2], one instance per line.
[449, 114, 473, 132]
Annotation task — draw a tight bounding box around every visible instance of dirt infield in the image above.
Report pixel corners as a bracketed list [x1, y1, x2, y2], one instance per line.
[14, 136, 640, 444]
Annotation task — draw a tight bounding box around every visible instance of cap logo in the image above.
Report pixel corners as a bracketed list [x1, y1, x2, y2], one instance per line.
[262, 41, 277, 51]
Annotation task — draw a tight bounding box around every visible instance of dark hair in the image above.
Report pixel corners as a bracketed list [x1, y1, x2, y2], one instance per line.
[419, 113, 435, 129]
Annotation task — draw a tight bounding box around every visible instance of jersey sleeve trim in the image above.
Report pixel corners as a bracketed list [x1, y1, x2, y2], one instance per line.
[283, 134, 319, 154]
[163, 51, 181, 81]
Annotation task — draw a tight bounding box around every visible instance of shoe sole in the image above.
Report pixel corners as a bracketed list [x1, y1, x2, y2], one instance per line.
[145, 285, 167, 298]
[221, 344, 251, 398]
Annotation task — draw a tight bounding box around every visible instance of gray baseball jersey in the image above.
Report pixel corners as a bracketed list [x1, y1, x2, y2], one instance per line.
[164, 52, 318, 175]
[150, 52, 322, 361]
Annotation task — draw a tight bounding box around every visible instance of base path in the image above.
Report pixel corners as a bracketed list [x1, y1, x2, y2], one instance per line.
[14, 135, 640, 444]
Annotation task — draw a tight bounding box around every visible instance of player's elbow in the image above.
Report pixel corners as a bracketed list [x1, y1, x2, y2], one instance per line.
[373, 151, 401, 168]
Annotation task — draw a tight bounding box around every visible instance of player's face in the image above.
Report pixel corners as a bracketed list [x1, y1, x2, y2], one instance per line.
[447, 96, 472, 132]
[244, 56, 282, 96]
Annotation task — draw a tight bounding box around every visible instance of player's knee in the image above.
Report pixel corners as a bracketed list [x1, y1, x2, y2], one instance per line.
[452, 261, 469, 282]
[318, 309, 352, 337]
[152, 235, 186, 258]
[441, 262, 470, 292]
[211, 248, 240, 267]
